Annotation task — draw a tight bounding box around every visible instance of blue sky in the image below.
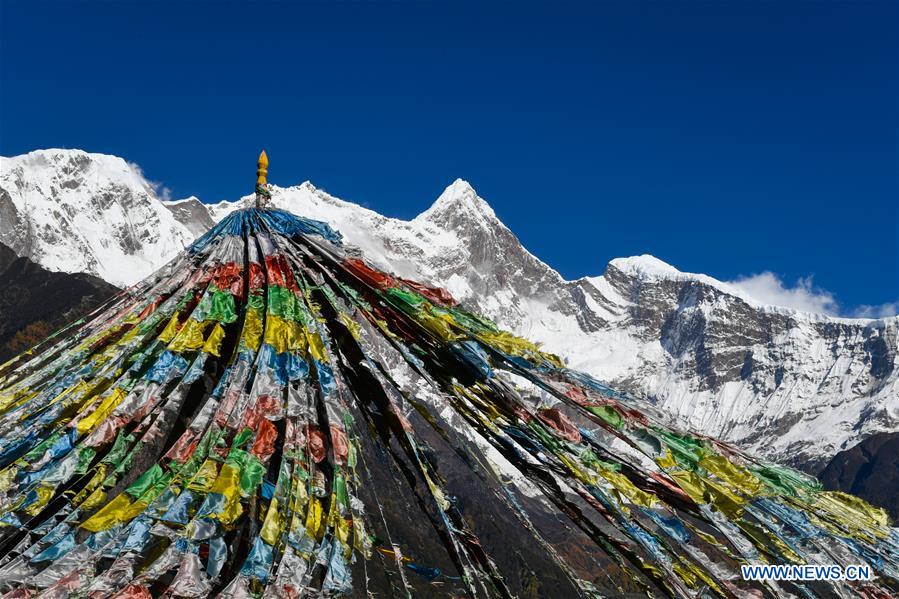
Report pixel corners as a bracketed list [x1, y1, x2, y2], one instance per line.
[1, 1, 896, 315]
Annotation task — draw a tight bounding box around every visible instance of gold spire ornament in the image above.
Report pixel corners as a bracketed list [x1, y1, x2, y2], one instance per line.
[256, 150, 268, 185]
[255, 150, 272, 208]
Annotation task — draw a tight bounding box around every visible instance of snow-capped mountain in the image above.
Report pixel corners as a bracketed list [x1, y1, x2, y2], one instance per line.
[200, 180, 899, 471]
[0, 150, 196, 286]
[2, 149, 896, 471]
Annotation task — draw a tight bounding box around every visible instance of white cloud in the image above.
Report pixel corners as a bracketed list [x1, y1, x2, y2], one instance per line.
[851, 302, 899, 319]
[127, 161, 172, 200]
[727, 272, 899, 318]
[154, 185, 173, 201]
[727, 272, 839, 315]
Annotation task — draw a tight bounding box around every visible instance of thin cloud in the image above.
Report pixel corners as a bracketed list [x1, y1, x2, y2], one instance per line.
[727, 272, 898, 318]
[154, 185, 173, 201]
[851, 302, 899, 319]
[727, 272, 839, 315]
[128, 160, 172, 201]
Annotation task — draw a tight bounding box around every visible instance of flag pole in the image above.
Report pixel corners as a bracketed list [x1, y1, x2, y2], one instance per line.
[255, 150, 270, 208]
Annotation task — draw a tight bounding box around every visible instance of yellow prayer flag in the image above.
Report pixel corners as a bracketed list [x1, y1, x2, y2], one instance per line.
[158, 313, 181, 343]
[306, 497, 325, 541]
[202, 323, 227, 357]
[241, 309, 264, 352]
[669, 470, 708, 505]
[188, 459, 220, 492]
[23, 485, 55, 516]
[699, 454, 764, 497]
[656, 447, 677, 470]
[264, 316, 304, 354]
[0, 467, 16, 494]
[80, 494, 133, 532]
[260, 499, 282, 545]
[338, 313, 361, 340]
[598, 467, 657, 508]
[210, 463, 243, 525]
[76, 388, 127, 435]
[335, 516, 352, 546]
[168, 319, 209, 352]
[305, 330, 328, 363]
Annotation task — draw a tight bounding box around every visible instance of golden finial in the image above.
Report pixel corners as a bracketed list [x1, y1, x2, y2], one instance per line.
[256, 150, 269, 186]
[255, 150, 271, 208]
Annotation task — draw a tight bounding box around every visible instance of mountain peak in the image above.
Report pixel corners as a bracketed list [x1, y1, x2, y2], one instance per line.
[609, 255, 682, 278]
[608, 254, 769, 308]
[443, 177, 477, 198]
[3, 148, 156, 197]
[416, 178, 497, 222]
[0, 149, 196, 287]
[290, 180, 318, 193]
[10, 148, 129, 170]
[163, 195, 202, 205]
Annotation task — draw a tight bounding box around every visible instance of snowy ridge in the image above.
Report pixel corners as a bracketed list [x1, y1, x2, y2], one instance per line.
[197, 179, 899, 470]
[2, 148, 896, 470]
[608, 254, 893, 325]
[0, 149, 196, 286]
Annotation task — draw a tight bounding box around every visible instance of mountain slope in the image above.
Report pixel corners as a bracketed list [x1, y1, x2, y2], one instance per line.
[0, 243, 118, 362]
[205, 181, 899, 471]
[162, 196, 216, 237]
[2, 149, 896, 473]
[0, 149, 196, 286]
[1, 207, 895, 597]
[819, 432, 899, 519]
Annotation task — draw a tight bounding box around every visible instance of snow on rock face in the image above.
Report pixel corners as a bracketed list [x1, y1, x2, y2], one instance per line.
[0, 150, 196, 287]
[162, 196, 216, 238]
[3, 149, 896, 471]
[210, 180, 898, 470]
[588, 263, 898, 470]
